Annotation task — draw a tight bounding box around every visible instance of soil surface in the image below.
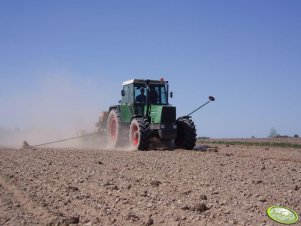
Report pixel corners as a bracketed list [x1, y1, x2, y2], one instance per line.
[0, 143, 300, 225]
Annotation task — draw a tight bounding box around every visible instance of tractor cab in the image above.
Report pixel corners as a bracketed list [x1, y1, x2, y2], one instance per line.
[120, 79, 171, 119]
[121, 79, 170, 106]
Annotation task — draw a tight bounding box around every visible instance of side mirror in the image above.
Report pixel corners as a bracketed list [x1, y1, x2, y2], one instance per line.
[170, 92, 173, 98]
[121, 90, 125, 96]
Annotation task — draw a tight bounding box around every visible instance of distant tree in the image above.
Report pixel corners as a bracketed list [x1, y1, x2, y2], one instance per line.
[198, 136, 210, 140]
[294, 134, 299, 138]
[275, 135, 289, 138]
[251, 136, 255, 139]
[268, 127, 279, 138]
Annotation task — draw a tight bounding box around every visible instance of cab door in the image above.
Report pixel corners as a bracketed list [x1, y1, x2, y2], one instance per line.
[120, 84, 134, 123]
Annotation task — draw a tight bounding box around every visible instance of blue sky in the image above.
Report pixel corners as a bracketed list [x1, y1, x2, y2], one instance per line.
[0, 0, 300, 138]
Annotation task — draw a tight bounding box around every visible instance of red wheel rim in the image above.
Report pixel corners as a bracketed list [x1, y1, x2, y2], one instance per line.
[110, 119, 117, 140]
[131, 123, 139, 146]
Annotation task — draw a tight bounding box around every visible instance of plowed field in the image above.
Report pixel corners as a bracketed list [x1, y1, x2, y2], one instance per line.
[0, 143, 300, 225]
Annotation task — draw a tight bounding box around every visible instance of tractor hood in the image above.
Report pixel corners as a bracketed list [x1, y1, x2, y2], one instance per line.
[148, 105, 176, 124]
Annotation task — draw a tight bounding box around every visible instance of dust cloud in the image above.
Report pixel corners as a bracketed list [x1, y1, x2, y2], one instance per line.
[0, 75, 113, 149]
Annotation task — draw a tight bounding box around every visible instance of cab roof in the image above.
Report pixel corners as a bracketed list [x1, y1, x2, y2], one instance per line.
[122, 79, 167, 86]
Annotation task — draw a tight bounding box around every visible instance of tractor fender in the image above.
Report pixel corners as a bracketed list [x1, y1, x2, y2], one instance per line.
[108, 105, 120, 113]
[177, 115, 192, 120]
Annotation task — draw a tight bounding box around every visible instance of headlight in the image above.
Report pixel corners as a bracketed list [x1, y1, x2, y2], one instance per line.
[160, 125, 165, 129]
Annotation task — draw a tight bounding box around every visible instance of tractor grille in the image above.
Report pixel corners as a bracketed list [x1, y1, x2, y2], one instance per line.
[161, 106, 176, 124]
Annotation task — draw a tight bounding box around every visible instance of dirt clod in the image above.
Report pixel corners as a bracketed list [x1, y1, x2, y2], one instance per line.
[200, 194, 207, 200]
[150, 180, 161, 187]
[67, 186, 79, 192]
[145, 215, 154, 225]
[63, 216, 80, 224]
[182, 202, 209, 213]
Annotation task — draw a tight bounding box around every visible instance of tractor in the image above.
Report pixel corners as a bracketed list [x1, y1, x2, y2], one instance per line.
[96, 78, 213, 150]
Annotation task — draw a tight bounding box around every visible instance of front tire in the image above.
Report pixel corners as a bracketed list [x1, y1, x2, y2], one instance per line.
[175, 117, 197, 150]
[129, 117, 150, 150]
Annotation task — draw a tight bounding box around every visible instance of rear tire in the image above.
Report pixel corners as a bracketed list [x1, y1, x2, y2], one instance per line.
[175, 117, 197, 150]
[129, 117, 150, 150]
[106, 109, 121, 148]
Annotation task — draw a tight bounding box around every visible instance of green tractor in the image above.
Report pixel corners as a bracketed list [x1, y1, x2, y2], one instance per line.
[96, 78, 214, 150]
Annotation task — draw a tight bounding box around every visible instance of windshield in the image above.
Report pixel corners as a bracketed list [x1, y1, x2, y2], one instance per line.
[134, 84, 168, 105]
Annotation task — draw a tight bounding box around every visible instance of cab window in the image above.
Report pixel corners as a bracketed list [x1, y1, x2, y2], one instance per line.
[149, 85, 168, 105]
[121, 84, 134, 104]
[134, 85, 146, 103]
